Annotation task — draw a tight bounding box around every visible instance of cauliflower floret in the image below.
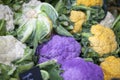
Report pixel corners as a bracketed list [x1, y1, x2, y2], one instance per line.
[89, 24, 117, 56]
[0, 35, 26, 65]
[61, 57, 104, 80]
[0, 4, 14, 31]
[36, 35, 81, 63]
[70, 10, 86, 22]
[100, 56, 120, 80]
[69, 10, 86, 33]
[76, 0, 103, 7]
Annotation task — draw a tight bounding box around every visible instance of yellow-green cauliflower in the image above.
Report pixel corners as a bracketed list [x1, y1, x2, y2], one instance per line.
[100, 56, 120, 80]
[70, 10, 86, 33]
[89, 24, 117, 56]
[76, 0, 103, 7]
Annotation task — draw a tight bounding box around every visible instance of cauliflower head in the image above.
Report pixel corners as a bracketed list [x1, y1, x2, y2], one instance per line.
[76, 0, 103, 7]
[36, 35, 81, 63]
[100, 56, 120, 80]
[89, 24, 117, 56]
[0, 4, 14, 31]
[61, 57, 104, 80]
[0, 35, 26, 65]
[70, 10, 86, 33]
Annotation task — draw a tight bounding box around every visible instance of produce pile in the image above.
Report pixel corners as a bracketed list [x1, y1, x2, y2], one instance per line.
[0, 0, 120, 80]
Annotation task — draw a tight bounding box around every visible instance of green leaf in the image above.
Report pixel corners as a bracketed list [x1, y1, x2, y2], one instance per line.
[0, 63, 11, 80]
[0, 19, 6, 36]
[14, 47, 33, 64]
[41, 70, 50, 80]
[46, 64, 62, 80]
[33, 13, 52, 52]
[40, 3, 58, 24]
[13, 62, 34, 78]
[17, 19, 36, 43]
[38, 60, 62, 80]
[55, 0, 65, 12]
[8, 66, 16, 76]
[112, 15, 120, 28]
[55, 25, 73, 37]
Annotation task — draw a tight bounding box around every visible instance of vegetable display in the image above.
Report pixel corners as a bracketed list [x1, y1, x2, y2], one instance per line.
[0, 0, 120, 80]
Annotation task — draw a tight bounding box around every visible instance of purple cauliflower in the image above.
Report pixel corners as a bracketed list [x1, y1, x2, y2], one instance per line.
[36, 35, 81, 63]
[61, 57, 104, 80]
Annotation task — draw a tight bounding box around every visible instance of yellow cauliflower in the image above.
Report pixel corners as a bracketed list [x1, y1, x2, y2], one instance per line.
[100, 56, 120, 80]
[70, 10, 86, 33]
[89, 24, 117, 56]
[76, 0, 103, 7]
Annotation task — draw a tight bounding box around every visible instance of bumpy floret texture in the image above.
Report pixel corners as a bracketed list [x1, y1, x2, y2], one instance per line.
[0, 4, 14, 31]
[100, 56, 120, 80]
[69, 10, 86, 33]
[76, 0, 103, 7]
[61, 57, 104, 80]
[0, 35, 26, 65]
[36, 35, 81, 63]
[89, 24, 117, 56]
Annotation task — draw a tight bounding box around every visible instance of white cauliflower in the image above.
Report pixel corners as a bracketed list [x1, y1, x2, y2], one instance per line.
[0, 4, 14, 31]
[0, 35, 26, 65]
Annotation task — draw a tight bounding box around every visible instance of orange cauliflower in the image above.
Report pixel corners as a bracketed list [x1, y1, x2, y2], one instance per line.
[100, 56, 120, 80]
[88, 24, 117, 56]
[70, 10, 86, 33]
[76, 0, 103, 7]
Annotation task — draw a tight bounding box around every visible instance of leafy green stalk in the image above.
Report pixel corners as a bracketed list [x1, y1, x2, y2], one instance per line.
[13, 62, 34, 78]
[55, 0, 65, 12]
[0, 19, 6, 35]
[55, 25, 73, 37]
[40, 3, 58, 24]
[37, 60, 62, 80]
[112, 15, 120, 28]
[15, 47, 33, 64]
[37, 60, 57, 68]
[40, 70, 50, 80]
[0, 63, 11, 80]
[112, 15, 120, 55]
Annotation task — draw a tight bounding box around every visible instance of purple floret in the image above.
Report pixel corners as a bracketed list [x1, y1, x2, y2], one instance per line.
[36, 35, 81, 63]
[61, 57, 104, 80]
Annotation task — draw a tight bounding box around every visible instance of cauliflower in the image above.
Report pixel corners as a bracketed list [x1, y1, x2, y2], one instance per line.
[89, 24, 117, 56]
[16, 0, 58, 51]
[61, 57, 104, 80]
[0, 4, 14, 31]
[100, 56, 120, 80]
[0, 35, 26, 65]
[76, 0, 103, 7]
[70, 10, 86, 33]
[36, 35, 81, 63]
